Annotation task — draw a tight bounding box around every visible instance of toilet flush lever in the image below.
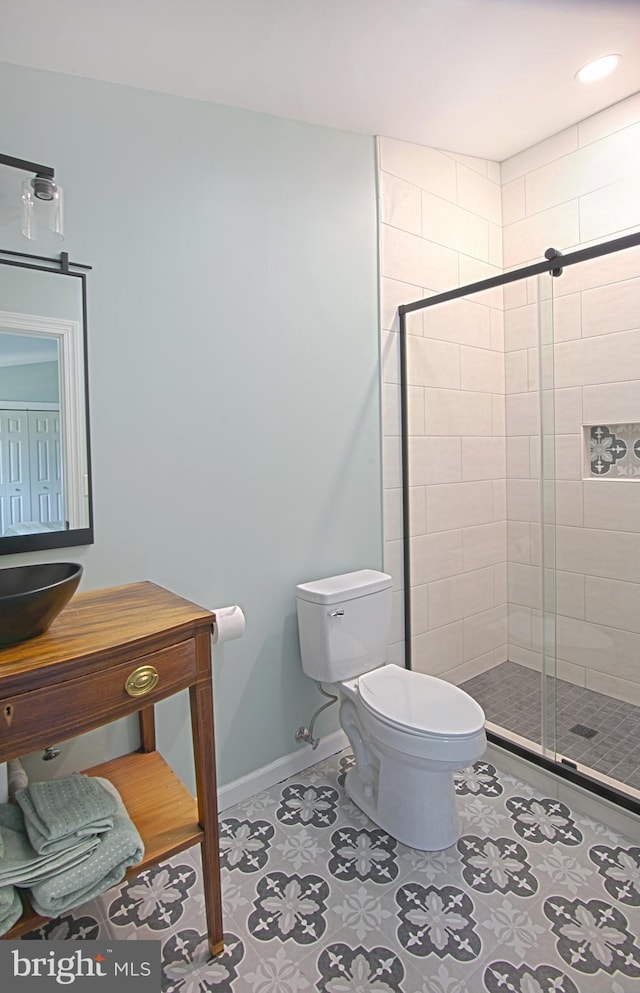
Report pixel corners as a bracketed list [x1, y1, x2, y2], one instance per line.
[328, 609, 344, 617]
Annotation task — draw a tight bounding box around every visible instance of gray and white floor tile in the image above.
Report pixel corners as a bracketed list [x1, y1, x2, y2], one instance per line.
[22, 749, 640, 992]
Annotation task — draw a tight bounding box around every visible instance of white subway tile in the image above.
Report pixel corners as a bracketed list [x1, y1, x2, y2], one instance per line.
[383, 435, 402, 488]
[554, 387, 583, 433]
[556, 570, 585, 620]
[380, 170, 421, 235]
[408, 336, 460, 389]
[555, 434, 582, 480]
[508, 562, 542, 610]
[428, 566, 496, 628]
[502, 177, 526, 225]
[457, 164, 502, 224]
[383, 383, 401, 436]
[555, 244, 640, 297]
[583, 480, 640, 533]
[509, 603, 532, 647]
[585, 668, 640, 707]
[462, 521, 506, 570]
[581, 276, 640, 337]
[381, 224, 459, 289]
[458, 256, 503, 308]
[492, 395, 506, 437]
[555, 481, 584, 528]
[378, 136, 457, 200]
[426, 480, 494, 532]
[488, 223, 503, 269]
[384, 538, 404, 591]
[407, 385, 425, 435]
[412, 529, 463, 585]
[508, 521, 531, 564]
[461, 436, 506, 481]
[381, 329, 400, 385]
[501, 126, 578, 185]
[447, 151, 488, 177]
[381, 277, 424, 332]
[507, 478, 540, 523]
[424, 389, 493, 436]
[422, 190, 489, 260]
[460, 345, 505, 394]
[410, 585, 428, 637]
[503, 201, 579, 269]
[583, 381, 640, 424]
[409, 485, 426, 536]
[425, 297, 492, 348]
[384, 486, 403, 543]
[492, 479, 507, 522]
[586, 575, 640, 635]
[408, 436, 462, 485]
[504, 303, 538, 352]
[580, 175, 640, 243]
[506, 392, 539, 435]
[412, 620, 464, 675]
[506, 350, 528, 394]
[526, 122, 640, 215]
[463, 605, 507, 661]
[579, 93, 640, 147]
[556, 525, 640, 583]
[490, 308, 505, 352]
[507, 436, 531, 478]
[557, 615, 640, 683]
[553, 292, 582, 343]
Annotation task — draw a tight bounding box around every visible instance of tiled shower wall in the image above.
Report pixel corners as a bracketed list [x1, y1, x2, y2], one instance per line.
[503, 93, 640, 706]
[378, 137, 507, 680]
[379, 90, 640, 702]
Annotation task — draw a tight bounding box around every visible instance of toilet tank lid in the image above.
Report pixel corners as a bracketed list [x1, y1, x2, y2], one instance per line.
[296, 569, 392, 604]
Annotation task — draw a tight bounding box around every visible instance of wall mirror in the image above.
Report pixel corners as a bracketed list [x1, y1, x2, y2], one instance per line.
[0, 250, 93, 553]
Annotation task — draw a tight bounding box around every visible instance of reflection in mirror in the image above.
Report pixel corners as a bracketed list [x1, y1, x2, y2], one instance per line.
[0, 252, 93, 554]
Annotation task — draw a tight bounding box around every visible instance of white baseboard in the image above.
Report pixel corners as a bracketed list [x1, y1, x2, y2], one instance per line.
[217, 730, 349, 811]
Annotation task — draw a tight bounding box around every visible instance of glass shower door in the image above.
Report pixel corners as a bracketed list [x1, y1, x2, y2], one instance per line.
[538, 270, 558, 761]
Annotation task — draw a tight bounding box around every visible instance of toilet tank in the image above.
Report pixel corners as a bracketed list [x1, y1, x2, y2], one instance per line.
[296, 570, 392, 683]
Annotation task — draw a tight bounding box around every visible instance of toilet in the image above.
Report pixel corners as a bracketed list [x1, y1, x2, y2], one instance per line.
[295, 569, 486, 851]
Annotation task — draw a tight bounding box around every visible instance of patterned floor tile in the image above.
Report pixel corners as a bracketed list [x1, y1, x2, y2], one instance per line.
[18, 748, 640, 993]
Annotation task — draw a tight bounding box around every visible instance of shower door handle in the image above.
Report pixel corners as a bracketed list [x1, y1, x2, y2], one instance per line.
[328, 609, 344, 617]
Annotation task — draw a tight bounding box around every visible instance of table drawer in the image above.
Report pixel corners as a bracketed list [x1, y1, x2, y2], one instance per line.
[0, 640, 197, 758]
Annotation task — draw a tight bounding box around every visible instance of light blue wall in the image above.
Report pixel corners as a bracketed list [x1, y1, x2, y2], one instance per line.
[0, 62, 382, 790]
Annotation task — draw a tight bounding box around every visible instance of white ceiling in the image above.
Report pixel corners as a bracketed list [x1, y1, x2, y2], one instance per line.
[1, 0, 640, 161]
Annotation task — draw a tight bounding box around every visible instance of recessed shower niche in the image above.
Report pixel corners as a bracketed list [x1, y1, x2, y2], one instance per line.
[586, 423, 640, 477]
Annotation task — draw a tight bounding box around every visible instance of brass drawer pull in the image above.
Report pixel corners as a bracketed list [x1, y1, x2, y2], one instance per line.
[125, 665, 159, 697]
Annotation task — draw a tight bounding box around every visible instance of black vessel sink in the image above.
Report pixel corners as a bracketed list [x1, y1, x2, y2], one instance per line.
[0, 562, 83, 647]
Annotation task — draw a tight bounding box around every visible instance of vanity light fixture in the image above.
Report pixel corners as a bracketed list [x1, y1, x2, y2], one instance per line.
[575, 54, 621, 84]
[0, 153, 64, 242]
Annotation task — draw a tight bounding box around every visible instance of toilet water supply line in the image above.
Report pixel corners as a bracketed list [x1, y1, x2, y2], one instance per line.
[295, 683, 338, 749]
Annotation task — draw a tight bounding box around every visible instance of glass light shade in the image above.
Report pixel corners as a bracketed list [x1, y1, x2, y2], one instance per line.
[575, 54, 621, 83]
[21, 176, 64, 242]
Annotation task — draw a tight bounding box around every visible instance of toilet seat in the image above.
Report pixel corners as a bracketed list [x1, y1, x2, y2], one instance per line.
[357, 664, 484, 738]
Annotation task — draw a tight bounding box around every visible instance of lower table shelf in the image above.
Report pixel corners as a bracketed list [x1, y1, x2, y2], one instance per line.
[4, 749, 204, 939]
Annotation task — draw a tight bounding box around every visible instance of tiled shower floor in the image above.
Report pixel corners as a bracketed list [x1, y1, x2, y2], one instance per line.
[461, 660, 640, 792]
[21, 748, 640, 991]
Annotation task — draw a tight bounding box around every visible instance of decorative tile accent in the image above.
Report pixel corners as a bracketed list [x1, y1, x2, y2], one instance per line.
[455, 761, 503, 797]
[17, 749, 640, 993]
[107, 863, 196, 930]
[219, 818, 274, 873]
[161, 929, 244, 992]
[396, 883, 481, 961]
[276, 784, 339, 828]
[588, 423, 640, 477]
[459, 835, 538, 896]
[589, 845, 640, 906]
[317, 943, 405, 993]
[329, 827, 398, 883]
[484, 960, 579, 993]
[248, 871, 328, 944]
[544, 896, 640, 978]
[507, 798, 583, 846]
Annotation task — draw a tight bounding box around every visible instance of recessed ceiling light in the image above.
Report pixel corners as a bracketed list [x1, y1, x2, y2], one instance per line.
[575, 54, 621, 83]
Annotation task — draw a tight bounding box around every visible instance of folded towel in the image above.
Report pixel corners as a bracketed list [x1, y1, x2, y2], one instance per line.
[0, 883, 22, 936]
[0, 803, 99, 888]
[29, 778, 144, 918]
[15, 772, 117, 854]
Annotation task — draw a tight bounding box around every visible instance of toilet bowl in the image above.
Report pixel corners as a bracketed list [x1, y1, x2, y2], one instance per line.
[296, 569, 486, 851]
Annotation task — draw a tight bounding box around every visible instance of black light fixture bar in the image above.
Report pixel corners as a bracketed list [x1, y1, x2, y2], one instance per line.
[0, 153, 54, 179]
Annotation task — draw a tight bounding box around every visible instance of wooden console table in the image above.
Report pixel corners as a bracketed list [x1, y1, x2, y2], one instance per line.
[0, 581, 223, 955]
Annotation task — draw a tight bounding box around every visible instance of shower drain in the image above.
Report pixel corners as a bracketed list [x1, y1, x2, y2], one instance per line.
[569, 723, 598, 739]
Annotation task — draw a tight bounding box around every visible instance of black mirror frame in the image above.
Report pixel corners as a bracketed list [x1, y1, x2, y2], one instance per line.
[0, 249, 94, 555]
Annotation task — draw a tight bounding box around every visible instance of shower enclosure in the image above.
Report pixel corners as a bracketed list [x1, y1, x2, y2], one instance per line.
[399, 230, 640, 812]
